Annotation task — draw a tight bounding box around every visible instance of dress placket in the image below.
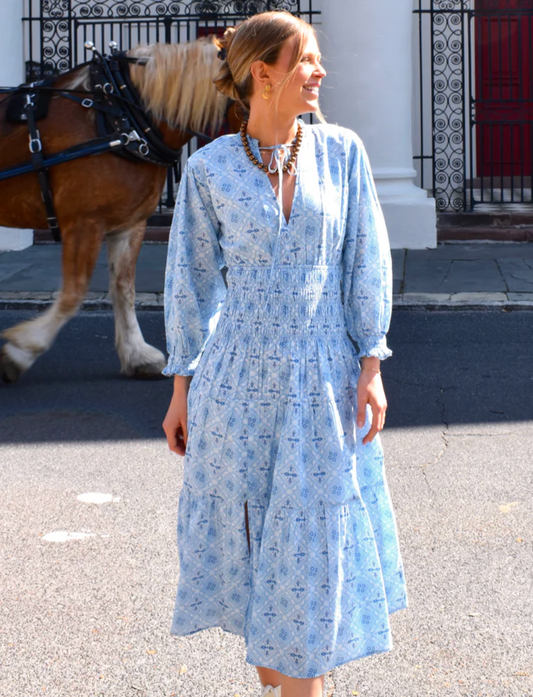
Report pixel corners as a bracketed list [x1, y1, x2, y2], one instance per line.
[244, 130, 299, 293]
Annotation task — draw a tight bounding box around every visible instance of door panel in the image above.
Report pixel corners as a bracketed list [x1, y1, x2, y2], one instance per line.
[475, 1, 533, 177]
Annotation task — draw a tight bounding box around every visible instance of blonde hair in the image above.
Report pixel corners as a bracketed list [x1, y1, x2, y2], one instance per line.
[214, 11, 323, 118]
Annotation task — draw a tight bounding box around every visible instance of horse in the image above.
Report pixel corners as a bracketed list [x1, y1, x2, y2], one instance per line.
[0, 38, 239, 383]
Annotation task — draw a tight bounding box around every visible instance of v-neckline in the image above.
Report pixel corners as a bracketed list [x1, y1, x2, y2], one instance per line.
[244, 120, 304, 228]
[267, 156, 300, 228]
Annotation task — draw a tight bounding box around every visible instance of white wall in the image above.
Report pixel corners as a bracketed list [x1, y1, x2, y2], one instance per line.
[320, 0, 436, 248]
[0, 0, 33, 250]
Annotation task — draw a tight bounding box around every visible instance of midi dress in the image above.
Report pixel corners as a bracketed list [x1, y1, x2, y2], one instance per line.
[162, 119, 408, 679]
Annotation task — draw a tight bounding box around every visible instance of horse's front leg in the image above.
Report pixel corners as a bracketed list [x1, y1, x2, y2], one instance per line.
[0, 220, 105, 383]
[106, 222, 166, 378]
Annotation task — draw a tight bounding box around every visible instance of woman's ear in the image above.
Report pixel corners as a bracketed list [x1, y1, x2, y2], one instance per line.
[250, 59, 271, 86]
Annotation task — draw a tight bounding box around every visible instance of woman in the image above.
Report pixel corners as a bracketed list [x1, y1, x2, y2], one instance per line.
[162, 11, 408, 697]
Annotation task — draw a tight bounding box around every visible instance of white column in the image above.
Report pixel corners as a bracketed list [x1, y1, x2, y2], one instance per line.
[319, 0, 436, 249]
[0, 0, 33, 251]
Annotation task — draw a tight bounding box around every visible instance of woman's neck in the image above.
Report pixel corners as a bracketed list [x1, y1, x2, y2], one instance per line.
[245, 112, 299, 148]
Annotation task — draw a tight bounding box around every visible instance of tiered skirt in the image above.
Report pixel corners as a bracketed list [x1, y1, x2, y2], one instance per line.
[171, 265, 408, 678]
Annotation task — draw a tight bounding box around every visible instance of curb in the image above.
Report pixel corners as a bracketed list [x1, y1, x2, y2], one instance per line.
[392, 292, 533, 311]
[1, 291, 533, 312]
[0, 292, 164, 312]
[393, 301, 533, 311]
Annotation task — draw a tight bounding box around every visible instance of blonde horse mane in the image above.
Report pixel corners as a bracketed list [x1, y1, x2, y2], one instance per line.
[129, 39, 228, 133]
[64, 38, 228, 133]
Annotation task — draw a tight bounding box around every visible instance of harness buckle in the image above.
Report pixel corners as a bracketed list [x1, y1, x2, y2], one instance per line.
[122, 130, 141, 145]
[81, 98, 94, 108]
[103, 83, 114, 94]
[138, 140, 150, 157]
[47, 216, 59, 229]
[29, 133, 42, 154]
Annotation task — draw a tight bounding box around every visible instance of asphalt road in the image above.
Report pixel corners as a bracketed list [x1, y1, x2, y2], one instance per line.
[0, 309, 532, 697]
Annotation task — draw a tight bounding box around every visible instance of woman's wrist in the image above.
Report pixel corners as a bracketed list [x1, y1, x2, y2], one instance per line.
[173, 374, 192, 393]
[360, 356, 381, 371]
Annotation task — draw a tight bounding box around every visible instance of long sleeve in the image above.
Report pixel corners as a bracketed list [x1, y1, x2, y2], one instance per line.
[341, 136, 393, 361]
[162, 157, 227, 376]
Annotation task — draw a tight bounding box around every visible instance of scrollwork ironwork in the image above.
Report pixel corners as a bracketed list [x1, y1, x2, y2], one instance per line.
[433, 0, 468, 10]
[27, 0, 313, 78]
[40, 0, 303, 20]
[431, 2, 467, 211]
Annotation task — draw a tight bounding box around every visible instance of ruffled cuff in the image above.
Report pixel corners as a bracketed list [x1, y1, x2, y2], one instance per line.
[161, 360, 195, 377]
[354, 335, 393, 361]
[161, 331, 202, 377]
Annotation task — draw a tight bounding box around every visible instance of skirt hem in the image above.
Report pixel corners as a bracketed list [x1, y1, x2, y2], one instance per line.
[244, 641, 394, 679]
[170, 601, 407, 679]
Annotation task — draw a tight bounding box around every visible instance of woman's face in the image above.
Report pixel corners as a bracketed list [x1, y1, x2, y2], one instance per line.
[268, 33, 326, 116]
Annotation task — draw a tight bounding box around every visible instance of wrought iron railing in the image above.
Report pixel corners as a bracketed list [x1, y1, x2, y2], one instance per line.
[413, 0, 533, 212]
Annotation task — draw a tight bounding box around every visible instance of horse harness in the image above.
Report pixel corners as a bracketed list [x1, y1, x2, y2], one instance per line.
[0, 43, 198, 242]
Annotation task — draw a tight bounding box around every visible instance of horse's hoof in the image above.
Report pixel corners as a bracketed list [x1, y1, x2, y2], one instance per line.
[0, 348, 23, 384]
[130, 363, 168, 380]
[120, 347, 167, 380]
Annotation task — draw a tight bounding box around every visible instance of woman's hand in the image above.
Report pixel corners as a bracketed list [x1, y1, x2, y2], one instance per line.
[163, 375, 192, 456]
[356, 358, 387, 446]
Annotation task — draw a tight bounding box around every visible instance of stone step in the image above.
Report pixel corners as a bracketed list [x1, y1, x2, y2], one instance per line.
[438, 211, 533, 242]
[33, 212, 533, 244]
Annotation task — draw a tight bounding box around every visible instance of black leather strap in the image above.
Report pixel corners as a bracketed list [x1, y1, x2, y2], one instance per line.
[114, 55, 184, 165]
[89, 53, 183, 166]
[24, 95, 61, 242]
[0, 134, 128, 183]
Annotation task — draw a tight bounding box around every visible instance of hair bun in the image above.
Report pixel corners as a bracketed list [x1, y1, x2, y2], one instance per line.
[213, 60, 240, 102]
[215, 25, 237, 61]
[213, 25, 241, 101]
[221, 26, 237, 54]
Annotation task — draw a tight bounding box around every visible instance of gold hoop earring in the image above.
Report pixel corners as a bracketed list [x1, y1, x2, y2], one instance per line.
[262, 84, 272, 100]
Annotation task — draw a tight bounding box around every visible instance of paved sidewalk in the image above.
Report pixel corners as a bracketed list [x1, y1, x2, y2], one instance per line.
[1, 241, 533, 310]
[392, 242, 533, 308]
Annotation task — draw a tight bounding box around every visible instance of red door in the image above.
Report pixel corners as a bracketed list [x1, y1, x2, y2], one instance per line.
[475, 1, 533, 177]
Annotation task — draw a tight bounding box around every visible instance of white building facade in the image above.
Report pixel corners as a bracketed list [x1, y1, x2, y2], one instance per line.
[1, 0, 445, 250]
[0, 0, 32, 251]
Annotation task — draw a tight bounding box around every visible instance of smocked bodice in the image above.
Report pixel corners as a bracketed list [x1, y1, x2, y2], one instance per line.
[218, 265, 346, 338]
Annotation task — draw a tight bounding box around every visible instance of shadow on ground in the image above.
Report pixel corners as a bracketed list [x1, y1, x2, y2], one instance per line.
[0, 309, 531, 443]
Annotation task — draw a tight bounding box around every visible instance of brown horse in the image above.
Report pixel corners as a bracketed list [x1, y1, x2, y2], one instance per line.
[0, 39, 239, 383]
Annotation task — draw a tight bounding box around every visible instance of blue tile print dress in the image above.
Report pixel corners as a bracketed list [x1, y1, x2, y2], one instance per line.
[163, 120, 408, 679]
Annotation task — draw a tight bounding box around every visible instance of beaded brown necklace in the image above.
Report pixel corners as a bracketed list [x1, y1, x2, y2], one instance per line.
[240, 121, 303, 174]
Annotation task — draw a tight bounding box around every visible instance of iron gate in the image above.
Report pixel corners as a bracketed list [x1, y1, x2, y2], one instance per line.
[414, 0, 533, 212]
[22, 0, 320, 210]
